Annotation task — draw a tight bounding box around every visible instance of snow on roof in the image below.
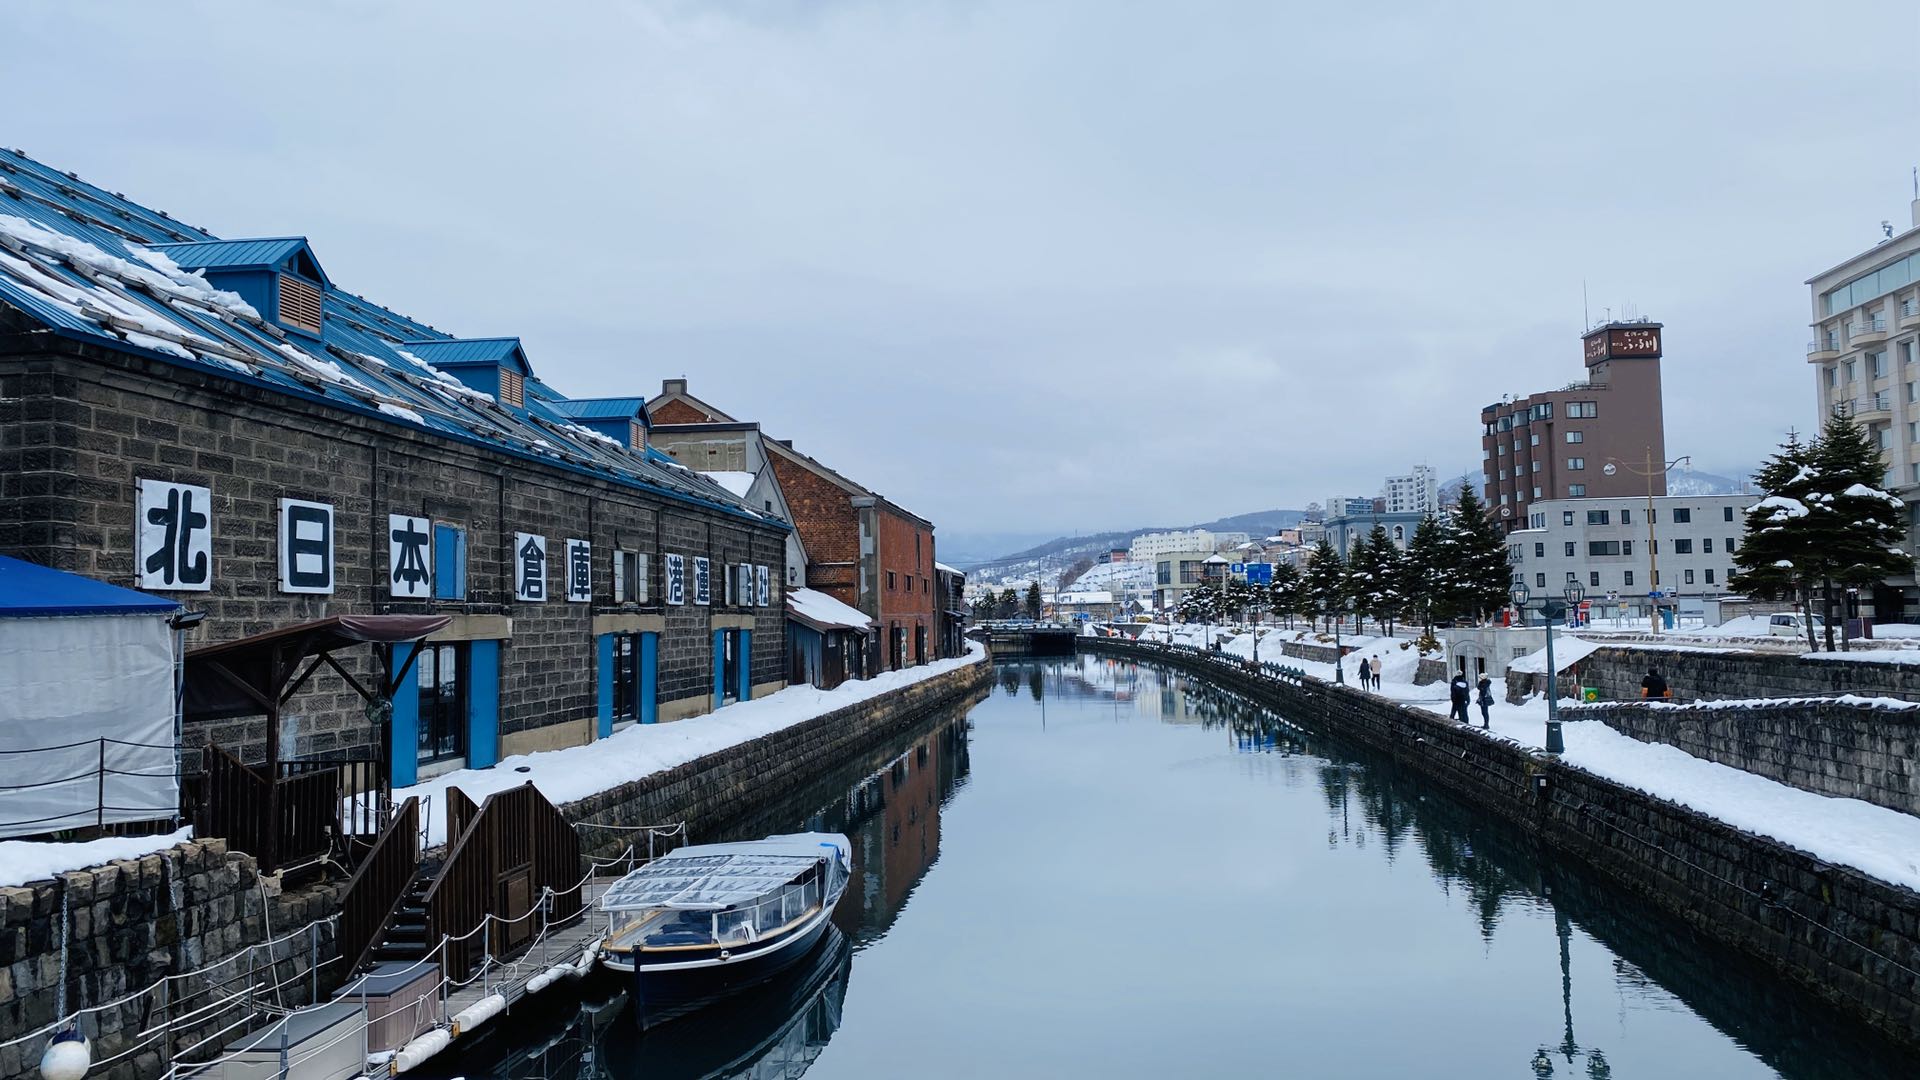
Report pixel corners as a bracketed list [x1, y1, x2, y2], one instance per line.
[935, 562, 961, 575]
[1057, 590, 1115, 604]
[699, 470, 756, 498]
[1508, 635, 1604, 674]
[787, 587, 874, 632]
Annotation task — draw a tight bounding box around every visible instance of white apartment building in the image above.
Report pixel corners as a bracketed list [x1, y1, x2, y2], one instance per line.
[1383, 465, 1440, 515]
[1129, 529, 1248, 562]
[1805, 192, 1920, 620]
[1504, 494, 1751, 607]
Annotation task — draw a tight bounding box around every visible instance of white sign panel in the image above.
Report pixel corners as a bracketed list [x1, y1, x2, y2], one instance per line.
[136, 479, 213, 591]
[278, 498, 335, 594]
[756, 564, 770, 607]
[566, 538, 592, 602]
[514, 532, 548, 602]
[665, 553, 686, 605]
[693, 556, 711, 606]
[388, 514, 433, 599]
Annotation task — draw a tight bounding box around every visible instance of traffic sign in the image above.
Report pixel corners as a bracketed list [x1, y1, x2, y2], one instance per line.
[1230, 562, 1246, 573]
[1245, 563, 1273, 585]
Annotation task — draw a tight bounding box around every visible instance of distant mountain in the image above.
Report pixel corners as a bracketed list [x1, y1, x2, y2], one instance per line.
[1667, 468, 1751, 497]
[958, 508, 1308, 586]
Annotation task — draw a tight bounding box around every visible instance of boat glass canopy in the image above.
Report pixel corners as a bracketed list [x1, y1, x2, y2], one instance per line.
[601, 844, 833, 912]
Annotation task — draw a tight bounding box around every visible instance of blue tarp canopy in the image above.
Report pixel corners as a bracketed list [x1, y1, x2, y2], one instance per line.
[0, 556, 179, 618]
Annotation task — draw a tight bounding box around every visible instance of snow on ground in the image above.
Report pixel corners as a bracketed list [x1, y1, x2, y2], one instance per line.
[1802, 650, 1920, 666]
[401, 644, 987, 845]
[0, 827, 192, 888]
[1158, 637, 1920, 892]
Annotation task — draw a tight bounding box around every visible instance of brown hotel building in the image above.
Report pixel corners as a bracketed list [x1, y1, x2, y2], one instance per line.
[1480, 321, 1669, 536]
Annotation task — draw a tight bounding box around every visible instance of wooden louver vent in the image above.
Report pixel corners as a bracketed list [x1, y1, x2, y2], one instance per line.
[499, 368, 525, 408]
[277, 275, 324, 335]
[629, 420, 645, 450]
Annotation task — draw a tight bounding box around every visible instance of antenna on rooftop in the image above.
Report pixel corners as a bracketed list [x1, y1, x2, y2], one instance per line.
[1582, 280, 1589, 329]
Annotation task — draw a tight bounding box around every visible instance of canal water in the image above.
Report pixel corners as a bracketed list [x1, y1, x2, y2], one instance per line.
[432, 657, 1916, 1079]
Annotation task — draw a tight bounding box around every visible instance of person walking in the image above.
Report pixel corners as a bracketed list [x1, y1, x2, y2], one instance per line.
[1449, 673, 1471, 723]
[1373, 662, 1383, 692]
[1475, 673, 1494, 727]
[1357, 658, 1372, 690]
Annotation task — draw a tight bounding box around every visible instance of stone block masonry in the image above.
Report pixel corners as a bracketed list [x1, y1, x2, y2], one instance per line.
[1082, 637, 1920, 1050]
[1575, 698, 1920, 817]
[1514, 642, 1920, 705]
[565, 656, 994, 858]
[0, 841, 341, 1080]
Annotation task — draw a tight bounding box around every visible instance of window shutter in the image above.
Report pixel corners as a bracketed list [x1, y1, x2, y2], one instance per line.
[499, 369, 525, 408]
[278, 276, 324, 334]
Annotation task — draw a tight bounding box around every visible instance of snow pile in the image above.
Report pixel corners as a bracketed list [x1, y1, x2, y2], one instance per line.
[699, 471, 756, 497]
[557, 421, 626, 452]
[1566, 693, 1920, 713]
[1802, 649, 1920, 666]
[275, 343, 368, 389]
[0, 827, 192, 888]
[376, 401, 426, 424]
[393, 348, 494, 402]
[0, 214, 260, 318]
[401, 644, 984, 844]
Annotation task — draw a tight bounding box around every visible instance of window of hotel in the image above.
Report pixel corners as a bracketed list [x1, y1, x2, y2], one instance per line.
[1726, 537, 1736, 552]
[1532, 461, 1542, 473]
[1590, 571, 1601, 587]
[1568, 484, 1586, 496]
[1620, 509, 1632, 525]
[1530, 434, 1540, 446]
[1180, 561, 1202, 584]
[1564, 542, 1576, 557]
[1534, 543, 1545, 558]
[1824, 253, 1920, 313]
[1565, 431, 1584, 444]
[1530, 513, 1545, 529]
[1673, 539, 1693, 554]
[1535, 573, 1546, 588]
[1588, 541, 1621, 556]
[1561, 511, 1574, 526]
[1567, 457, 1585, 470]
[1498, 444, 1507, 455]
[1498, 468, 1508, 480]
[1532, 486, 1542, 499]
[1513, 440, 1523, 453]
[1586, 510, 1609, 525]
[1723, 506, 1735, 522]
[1624, 570, 1634, 587]
[1703, 538, 1714, 553]
[1500, 493, 1510, 504]
[1157, 561, 1171, 585]
[1565, 401, 1599, 418]
[1903, 341, 1914, 366]
[1844, 360, 1856, 382]
[1824, 367, 1837, 388]
[1872, 352, 1888, 378]
[1705, 569, 1715, 584]
[887, 571, 896, 590]
[1622, 540, 1633, 556]
[1672, 508, 1691, 523]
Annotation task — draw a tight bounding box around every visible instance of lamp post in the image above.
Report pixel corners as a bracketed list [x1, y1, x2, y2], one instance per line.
[1511, 579, 1584, 754]
[1604, 450, 1690, 635]
[1329, 594, 1348, 684]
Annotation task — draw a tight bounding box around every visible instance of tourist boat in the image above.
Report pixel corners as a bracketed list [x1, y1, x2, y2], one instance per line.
[597, 832, 851, 1026]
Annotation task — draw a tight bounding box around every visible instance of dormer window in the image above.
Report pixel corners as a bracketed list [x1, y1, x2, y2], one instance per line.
[500, 368, 525, 408]
[278, 275, 323, 335]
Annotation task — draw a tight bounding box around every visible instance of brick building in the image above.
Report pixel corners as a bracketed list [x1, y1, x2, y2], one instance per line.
[0, 150, 789, 788]
[648, 380, 941, 672]
[1480, 320, 1668, 536]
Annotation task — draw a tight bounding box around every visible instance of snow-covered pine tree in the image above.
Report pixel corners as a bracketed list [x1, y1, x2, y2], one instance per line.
[1730, 431, 1819, 649]
[1268, 562, 1304, 628]
[1804, 411, 1913, 651]
[1401, 514, 1446, 631]
[1363, 523, 1405, 634]
[1302, 538, 1346, 632]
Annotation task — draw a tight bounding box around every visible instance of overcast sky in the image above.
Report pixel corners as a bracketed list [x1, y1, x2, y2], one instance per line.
[10, 2, 1920, 550]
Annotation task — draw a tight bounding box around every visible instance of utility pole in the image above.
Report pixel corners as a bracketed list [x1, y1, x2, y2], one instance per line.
[1606, 448, 1690, 635]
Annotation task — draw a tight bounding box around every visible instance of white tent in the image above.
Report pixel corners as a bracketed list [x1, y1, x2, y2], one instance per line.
[0, 557, 180, 838]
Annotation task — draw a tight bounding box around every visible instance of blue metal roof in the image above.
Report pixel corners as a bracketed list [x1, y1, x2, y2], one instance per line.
[147, 237, 331, 288]
[401, 337, 531, 373]
[551, 397, 647, 420]
[0, 556, 179, 617]
[0, 148, 783, 531]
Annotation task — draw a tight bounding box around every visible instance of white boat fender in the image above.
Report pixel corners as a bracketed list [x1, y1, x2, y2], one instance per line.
[40, 1028, 90, 1080]
[393, 1029, 451, 1073]
[450, 993, 506, 1036]
[526, 965, 573, 995]
[571, 939, 603, 976]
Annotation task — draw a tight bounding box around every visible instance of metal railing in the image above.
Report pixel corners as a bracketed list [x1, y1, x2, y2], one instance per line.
[0, 735, 180, 838]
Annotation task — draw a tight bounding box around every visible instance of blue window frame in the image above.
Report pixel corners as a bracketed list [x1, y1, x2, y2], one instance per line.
[434, 524, 467, 600]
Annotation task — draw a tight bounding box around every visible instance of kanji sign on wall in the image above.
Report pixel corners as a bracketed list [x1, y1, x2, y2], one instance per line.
[756, 564, 770, 607]
[665, 553, 686, 605]
[693, 556, 711, 606]
[136, 479, 213, 591]
[515, 532, 548, 602]
[278, 498, 334, 594]
[388, 514, 433, 599]
[566, 538, 592, 602]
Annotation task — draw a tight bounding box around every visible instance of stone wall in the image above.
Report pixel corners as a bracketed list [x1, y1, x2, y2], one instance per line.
[1506, 642, 1920, 705]
[1081, 637, 1920, 1049]
[0, 841, 341, 1080]
[566, 655, 994, 857]
[1572, 698, 1920, 817]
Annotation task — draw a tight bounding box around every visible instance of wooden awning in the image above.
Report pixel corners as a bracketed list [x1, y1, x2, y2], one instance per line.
[184, 614, 451, 725]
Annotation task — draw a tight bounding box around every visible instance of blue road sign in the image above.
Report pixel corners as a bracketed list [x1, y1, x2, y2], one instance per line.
[1245, 563, 1273, 585]
[1229, 562, 1246, 574]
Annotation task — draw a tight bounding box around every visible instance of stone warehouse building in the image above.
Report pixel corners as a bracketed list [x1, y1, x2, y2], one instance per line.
[648, 379, 942, 673]
[0, 149, 790, 787]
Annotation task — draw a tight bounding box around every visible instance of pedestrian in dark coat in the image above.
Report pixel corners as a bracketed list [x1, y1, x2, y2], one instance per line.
[1475, 674, 1495, 727]
[1357, 658, 1372, 689]
[1642, 668, 1668, 698]
[1449, 674, 1472, 723]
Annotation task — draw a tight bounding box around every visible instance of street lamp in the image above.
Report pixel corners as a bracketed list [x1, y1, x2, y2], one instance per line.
[1510, 579, 1584, 754]
[1329, 594, 1352, 684]
[1603, 449, 1690, 635]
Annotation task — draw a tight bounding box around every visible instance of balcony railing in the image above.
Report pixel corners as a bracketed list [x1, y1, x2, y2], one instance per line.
[1850, 315, 1889, 341]
[1837, 393, 1892, 418]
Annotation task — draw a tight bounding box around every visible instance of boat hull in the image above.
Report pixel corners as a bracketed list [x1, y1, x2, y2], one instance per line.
[631, 907, 835, 1028]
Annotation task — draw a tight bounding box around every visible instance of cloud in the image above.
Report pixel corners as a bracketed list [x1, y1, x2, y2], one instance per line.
[8, 0, 1919, 538]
